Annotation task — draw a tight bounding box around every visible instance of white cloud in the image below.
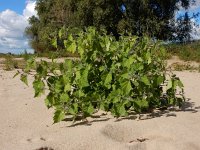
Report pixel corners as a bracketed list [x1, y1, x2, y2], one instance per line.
[23, 1, 37, 20]
[0, 1, 36, 54]
[189, 0, 200, 10]
[191, 19, 200, 40]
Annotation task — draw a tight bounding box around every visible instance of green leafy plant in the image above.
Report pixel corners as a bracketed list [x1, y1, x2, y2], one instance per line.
[17, 27, 185, 123]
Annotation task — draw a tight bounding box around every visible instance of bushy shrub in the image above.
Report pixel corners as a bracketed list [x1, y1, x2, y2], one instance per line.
[17, 27, 185, 123]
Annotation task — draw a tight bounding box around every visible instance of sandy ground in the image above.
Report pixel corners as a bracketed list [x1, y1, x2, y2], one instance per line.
[1, 64, 200, 150]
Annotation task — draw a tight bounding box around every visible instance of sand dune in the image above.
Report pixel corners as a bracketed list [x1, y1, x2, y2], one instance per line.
[0, 68, 200, 150]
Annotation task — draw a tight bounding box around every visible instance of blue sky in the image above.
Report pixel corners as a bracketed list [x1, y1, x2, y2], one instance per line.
[178, 6, 200, 23]
[0, 1, 200, 54]
[0, 0, 26, 14]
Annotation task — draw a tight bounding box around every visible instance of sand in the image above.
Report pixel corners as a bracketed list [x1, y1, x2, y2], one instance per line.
[1, 67, 200, 150]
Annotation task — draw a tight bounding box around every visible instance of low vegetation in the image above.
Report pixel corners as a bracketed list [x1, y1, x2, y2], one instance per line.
[166, 40, 200, 62]
[2, 55, 25, 71]
[170, 63, 200, 72]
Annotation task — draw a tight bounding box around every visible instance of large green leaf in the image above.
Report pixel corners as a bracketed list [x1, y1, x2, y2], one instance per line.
[79, 67, 89, 88]
[104, 72, 112, 88]
[145, 52, 152, 64]
[86, 103, 95, 116]
[52, 38, 57, 48]
[167, 79, 173, 90]
[119, 104, 128, 117]
[123, 56, 135, 68]
[64, 83, 71, 92]
[68, 34, 73, 41]
[69, 103, 78, 115]
[60, 93, 69, 103]
[58, 27, 65, 39]
[134, 99, 149, 113]
[99, 66, 105, 72]
[36, 63, 47, 77]
[75, 71, 81, 80]
[33, 80, 45, 97]
[20, 74, 28, 86]
[105, 37, 111, 51]
[78, 41, 84, 57]
[45, 93, 54, 108]
[68, 41, 76, 53]
[121, 72, 129, 79]
[121, 81, 132, 95]
[64, 35, 77, 53]
[141, 75, 151, 86]
[53, 110, 65, 123]
[55, 80, 64, 93]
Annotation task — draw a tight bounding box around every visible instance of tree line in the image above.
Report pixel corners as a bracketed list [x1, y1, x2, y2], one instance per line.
[25, 0, 196, 53]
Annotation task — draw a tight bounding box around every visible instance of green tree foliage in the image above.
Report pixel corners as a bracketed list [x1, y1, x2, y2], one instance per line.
[176, 12, 192, 43]
[19, 28, 185, 123]
[26, 0, 78, 52]
[26, 0, 195, 52]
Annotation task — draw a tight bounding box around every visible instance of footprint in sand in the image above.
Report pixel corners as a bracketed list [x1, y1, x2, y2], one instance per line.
[25, 137, 55, 150]
[101, 124, 148, 143]
[26, 136, 48, 143]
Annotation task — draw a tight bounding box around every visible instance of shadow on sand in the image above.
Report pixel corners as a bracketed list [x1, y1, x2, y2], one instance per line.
[63, 98, 200, 127]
